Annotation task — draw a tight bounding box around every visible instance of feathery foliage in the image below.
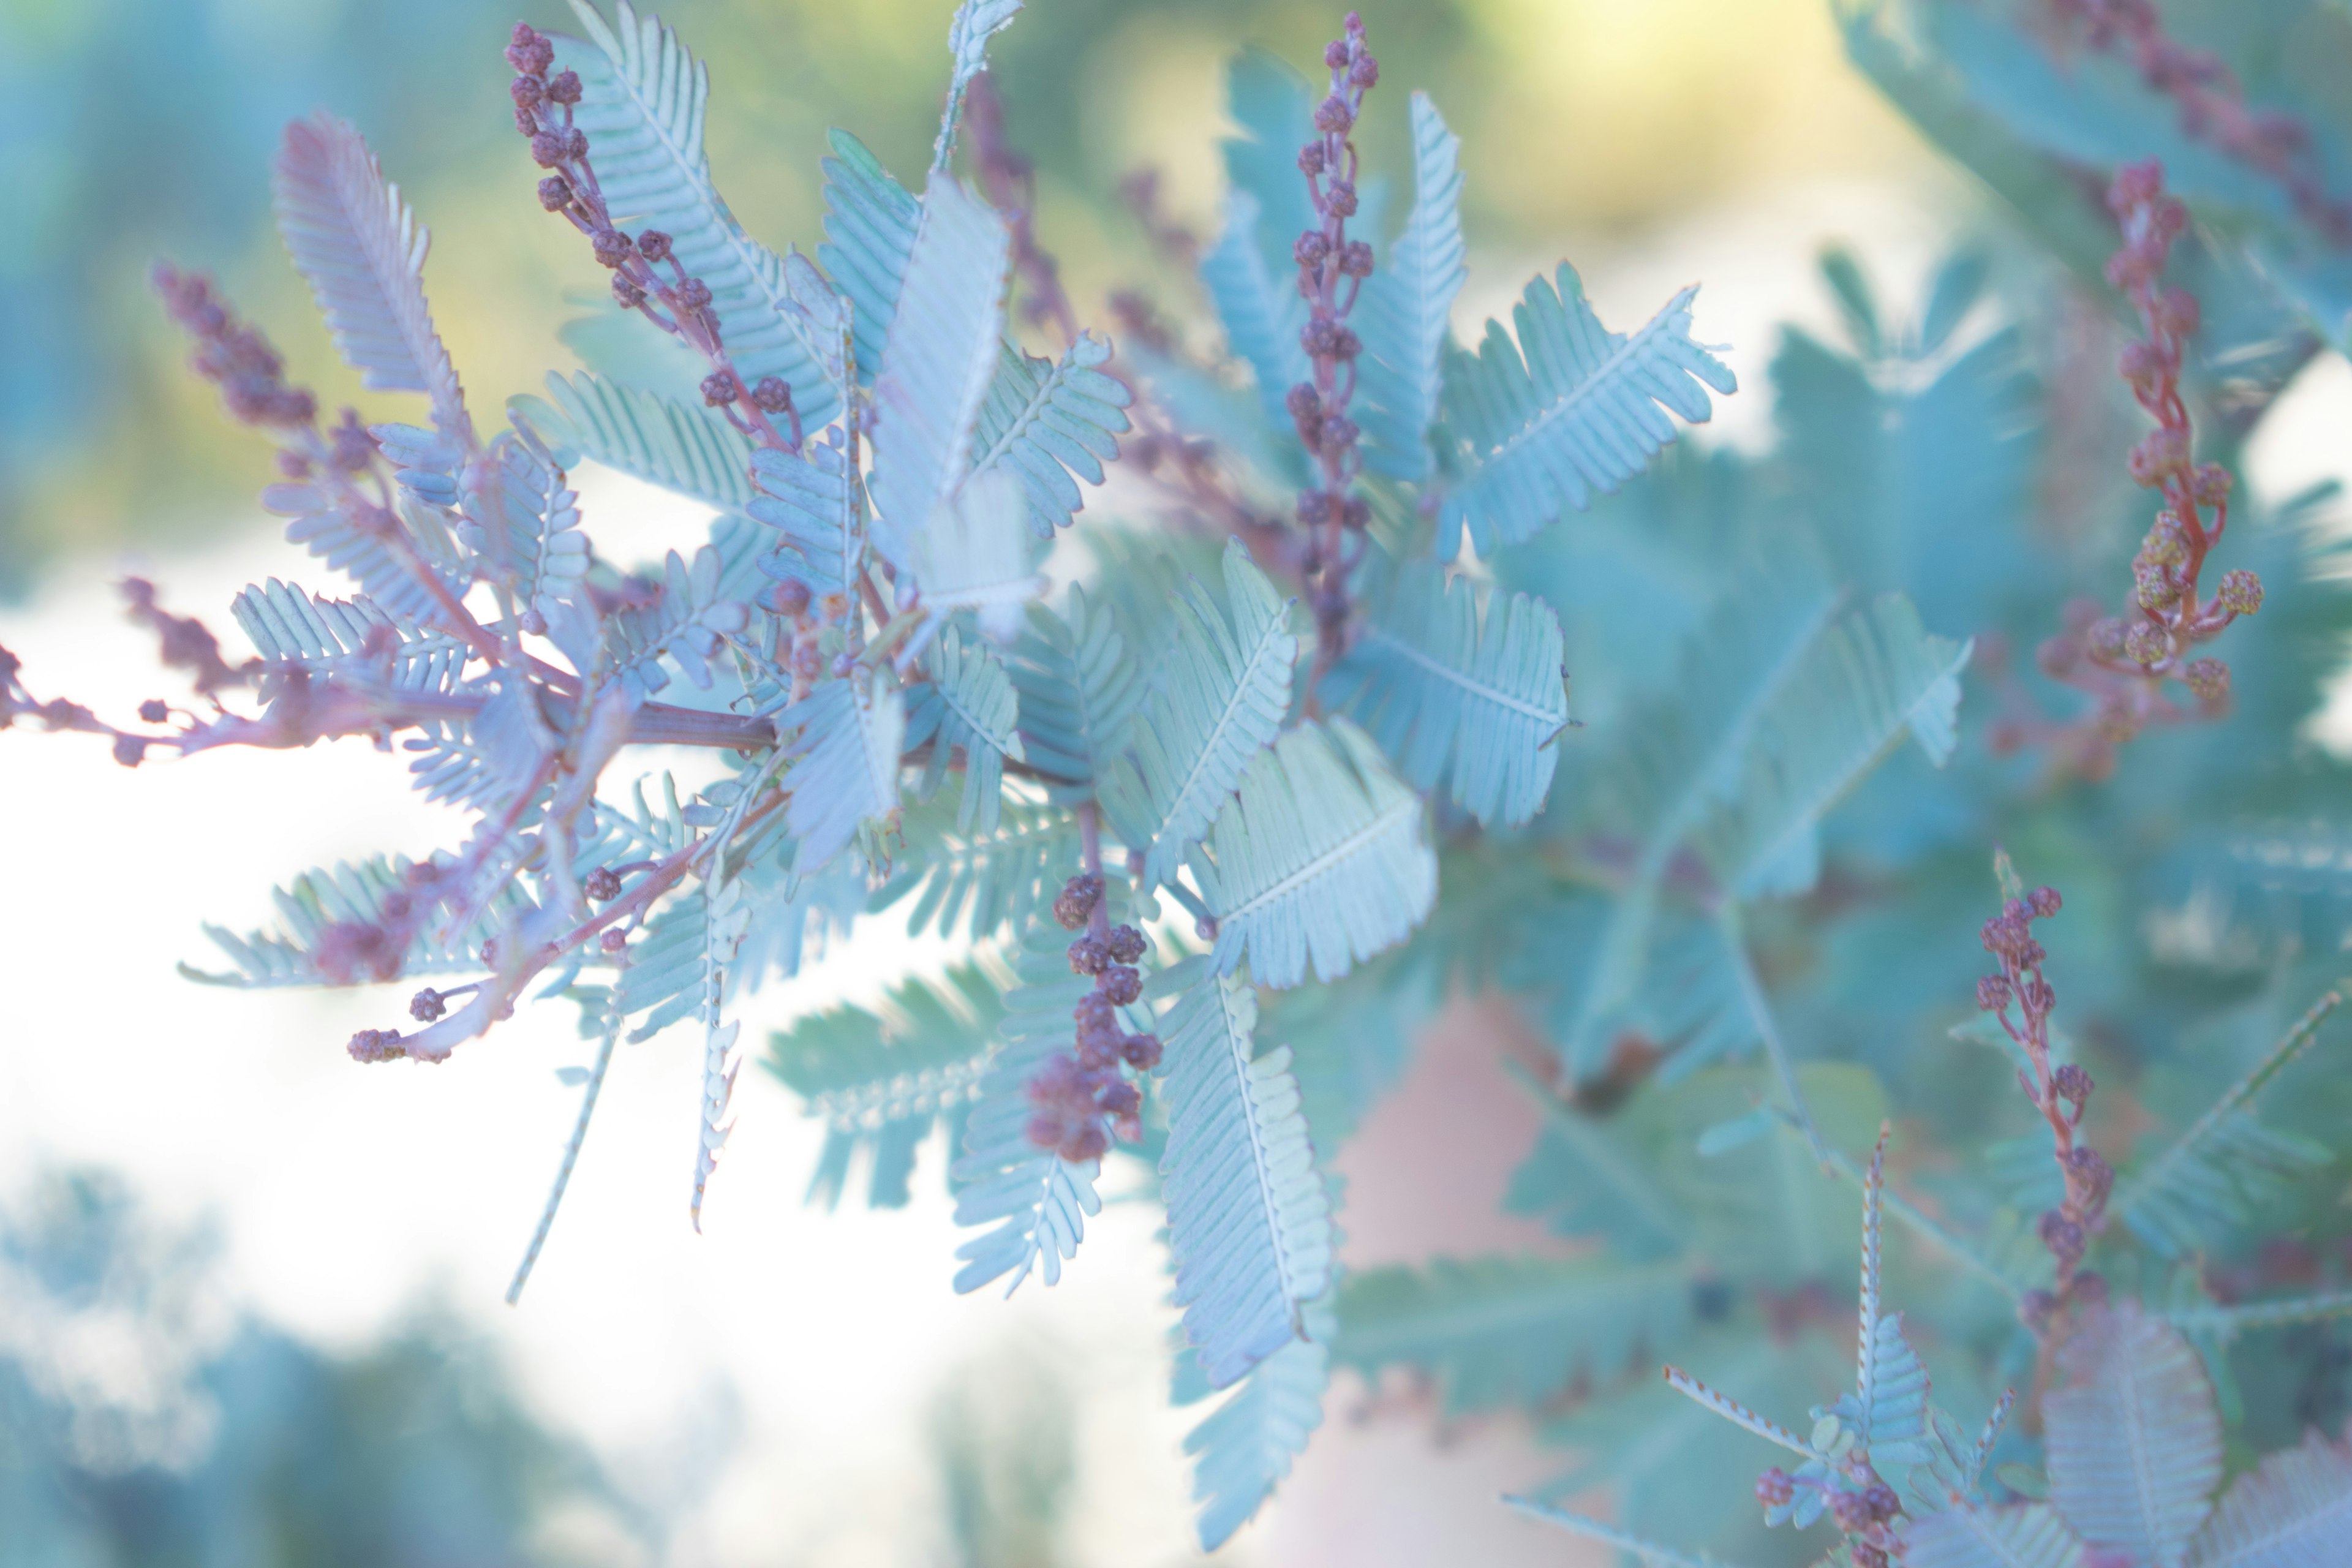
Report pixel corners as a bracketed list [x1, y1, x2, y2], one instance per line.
[1156, 959, 1333, 1389]
[1100, 540, 1298, 890]
[2045, 1303, 2224, 1567]
[765, 964, 1003, 1210]
[1180, 1298, 1333, 1552]
[555, 0, 840, 424]
[37, 1, 2352, 1557]
[273, 112, 470, 443]
[1192, 718, 1438, 989]
[869, 178, 1010, 569]
[1326, 551, 1569, 827]
[906, 622, 1025, 834]
[515, 371, 754, 513]
[1355, 92, 1467, 483]
[951, 914, 1121, 1295]
[1438, 267, 1736, 560]
[1006, 587, 1142, 797]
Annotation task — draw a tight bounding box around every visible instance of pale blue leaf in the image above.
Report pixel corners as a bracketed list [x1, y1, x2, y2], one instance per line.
[1325, 549, 1569, 827]
[968, 331, 1133, 537]
[557, 1, 842, 424]
[514, 371, 753, 512]
[1356, 92, 1467, 481]
[780, 670, 906, 870]
[1158, 961, 1333, 1388]
[1100, 538, 1297, 889]
[1007, 587, 1144, 797]
[272, 113, 470, 445]
[1193, 718, 1438, 990]
[869, 178, 1010, 568]
[1439, 266, 1735, 560]
[913, 468, 1044, 644]
[905, 624, 1023, 833]
[1181, 1297, 1332, 1551]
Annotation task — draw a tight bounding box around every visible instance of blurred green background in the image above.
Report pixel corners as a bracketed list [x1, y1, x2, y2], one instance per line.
[0, 0, 1925, 594]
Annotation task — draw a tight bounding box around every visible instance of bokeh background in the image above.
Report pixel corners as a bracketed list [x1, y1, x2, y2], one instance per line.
[3, 0, 2346, 1563]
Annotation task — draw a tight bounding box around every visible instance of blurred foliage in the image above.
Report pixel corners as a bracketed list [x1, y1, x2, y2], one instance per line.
[0, 0, 1921, 593]
[0, 1169, 645, 1567]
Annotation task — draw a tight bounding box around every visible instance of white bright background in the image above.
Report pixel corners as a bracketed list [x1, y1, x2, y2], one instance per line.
[5, 179, 2350, 1567]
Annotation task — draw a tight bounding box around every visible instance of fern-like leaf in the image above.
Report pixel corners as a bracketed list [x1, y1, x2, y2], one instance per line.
[2188, 1427, 2352, 1568]
[557, 0, 841, 424]
[1356, 92, 1467, 481]
[968, 333, 1133, 537]
[2114, 992, 2343, 1260]
[1007, 588, 1142, 796]
[1438, 266, 1735, 560]
[748, 438, 862, 598]
[952, 915, 1126, 1294]
[818, 130, 920, 384]
[259, 478, 469, 627]
[1903, 1502, 2088, 1568]
[1181, 1296, 1332, 1551]
[906, 624, 1023, 833]
[2045, 1303, 2223, 1567]
[514, 372, 753, 513]
[229, 579, 470, 692]
[1551, 552, 1836, 1073]
[1200, 190, 1312, 440]
[766, 964, 1003, 1209]
[180, 855, 522, 989]
[272, 113, 470, 444]
[608, 887, 706, 1042]
[691, 873, 752, 1230]
[1101, 539, 1297, 889]
[1326, 551, 1569, 827]
[1218, 47, 1319, 263]
[867, 794, 1081, 941]
[464, 427, 591, 625]
[1502, 1069, 1698, 1261]
[780, 671, 906, 872]
[1158, 960, 1334, 1388]
[1336, 1256, 1696, 1415]
[1698, 592, 1972, 900]
[602, 545, 751, 701]
[911, 469, 1044, 643]
[1192, 718, 1438, 990]
[869, 178, 1010, 568]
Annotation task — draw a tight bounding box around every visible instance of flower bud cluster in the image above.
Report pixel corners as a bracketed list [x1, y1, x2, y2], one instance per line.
[2051, 1, 2352, 244]
[1286, 14, 1379, 669]
[505, 25, 798, 455]
[1970, 876, 2119, 1324]
[753, 551, 851, 698]
[2024, 159, 2268, 771]
[153, 265, 317, 428]
[1026, 875, 1161, 1163]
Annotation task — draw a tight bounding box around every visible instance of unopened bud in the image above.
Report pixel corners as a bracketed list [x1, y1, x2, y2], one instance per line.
[2123, 620, 2169, 666]
[2185, 657, 2230, 701]
[2216, 568, 2263, 616]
